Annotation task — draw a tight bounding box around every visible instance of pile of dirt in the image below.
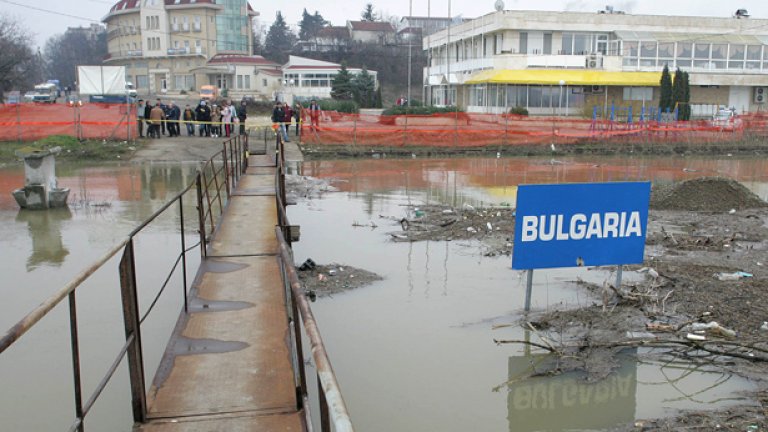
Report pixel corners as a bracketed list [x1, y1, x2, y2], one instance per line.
[296, 262, 383, 298]
[651, 177, 767, 211]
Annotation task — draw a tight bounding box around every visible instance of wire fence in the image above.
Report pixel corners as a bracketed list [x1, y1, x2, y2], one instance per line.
[297, 111, 768, 148]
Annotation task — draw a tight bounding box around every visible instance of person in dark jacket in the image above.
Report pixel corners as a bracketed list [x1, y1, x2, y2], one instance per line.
[293, 102, 302, 136]
[238, 101, 247, 135]
[271, 102, 289, 142]
[195, 101, 211, 137]
[167, 101, 181, 137]
[144, 101, 153, 136]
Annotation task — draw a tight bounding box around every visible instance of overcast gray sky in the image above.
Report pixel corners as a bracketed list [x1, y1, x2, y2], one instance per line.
[3, 0, 768, 48]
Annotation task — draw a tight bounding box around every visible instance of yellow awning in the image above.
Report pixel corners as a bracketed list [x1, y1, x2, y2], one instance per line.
[465, 69, 662, 86]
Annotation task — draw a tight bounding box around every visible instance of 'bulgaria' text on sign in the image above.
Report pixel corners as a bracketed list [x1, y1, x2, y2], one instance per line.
[521, 212, 643, 242]
[512, 182, 651, 270]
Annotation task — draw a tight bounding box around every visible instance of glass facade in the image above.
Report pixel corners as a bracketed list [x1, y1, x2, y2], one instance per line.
[215, 0, 249, 52]
[468, 85, 586, 110]
[621, 40, 766, 71]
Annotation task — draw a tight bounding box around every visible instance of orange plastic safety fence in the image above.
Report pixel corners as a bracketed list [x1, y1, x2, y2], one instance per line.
[0, 102, 135, 142]
[300, 111, 760, 147]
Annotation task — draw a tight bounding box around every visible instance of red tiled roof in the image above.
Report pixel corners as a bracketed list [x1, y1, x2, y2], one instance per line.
[349, 21, 395, 32]
[316, 27, 350, 39]
[109, 0, 139, 13]
[164, 0, 216, 5]
[110, 0, 245, 13]
[208, 54, 279, 66]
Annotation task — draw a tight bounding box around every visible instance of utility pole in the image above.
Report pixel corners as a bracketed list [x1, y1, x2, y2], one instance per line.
[407, 0, 412, 106]
[447, 0, 451, 106]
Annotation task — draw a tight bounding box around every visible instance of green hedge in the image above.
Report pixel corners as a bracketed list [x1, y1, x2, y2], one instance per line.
[382, 105, 462, 116]
[319, 99, 359, 114]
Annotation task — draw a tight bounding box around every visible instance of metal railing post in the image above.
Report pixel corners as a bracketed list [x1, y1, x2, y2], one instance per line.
[196, 173, 207, 257]
[68, 291, 85, 432]
[318, 374, 330, 432]
[221, 145, 231, 200]
[119, 240, 147, 423]
[179, 194, 189, 313]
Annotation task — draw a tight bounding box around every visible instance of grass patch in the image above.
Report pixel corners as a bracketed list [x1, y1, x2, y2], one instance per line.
[0, 135, 138, 163]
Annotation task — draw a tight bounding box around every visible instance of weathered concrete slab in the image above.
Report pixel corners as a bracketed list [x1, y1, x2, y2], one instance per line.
[208, 196, 278, 257]
[136, 411, 305, 431]
[144, 256, 296, 420]
[233, 174, 275, 196]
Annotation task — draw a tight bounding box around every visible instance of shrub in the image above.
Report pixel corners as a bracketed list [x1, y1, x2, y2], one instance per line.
[509, 106, 529, 116]
[319, 99, 359, 114]
[382, 105, 462, 116]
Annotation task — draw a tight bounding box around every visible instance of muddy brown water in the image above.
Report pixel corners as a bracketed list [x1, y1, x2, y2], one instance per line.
[291, 155, 768, 432]
[1, 155, 767, 430]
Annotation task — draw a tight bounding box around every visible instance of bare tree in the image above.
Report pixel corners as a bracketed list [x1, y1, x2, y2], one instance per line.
[0, 14, 43, 102]
[43, 28, 107, 90]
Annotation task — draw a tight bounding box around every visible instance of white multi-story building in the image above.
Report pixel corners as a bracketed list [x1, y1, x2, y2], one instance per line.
[103, 0, 260, 98]
[423, 8, 768, 117]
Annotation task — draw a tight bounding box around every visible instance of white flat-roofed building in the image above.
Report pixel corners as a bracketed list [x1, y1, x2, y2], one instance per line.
[423, 8, 768, 116]
[279, 56, 378, 105]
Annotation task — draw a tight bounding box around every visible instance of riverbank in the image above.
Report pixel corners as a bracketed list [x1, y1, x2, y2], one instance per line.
[301, 135, 768, 159]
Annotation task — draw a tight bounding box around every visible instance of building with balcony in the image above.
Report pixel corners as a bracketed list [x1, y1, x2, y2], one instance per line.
[423, 8, 768, 116]
[103, 0, 258, 97]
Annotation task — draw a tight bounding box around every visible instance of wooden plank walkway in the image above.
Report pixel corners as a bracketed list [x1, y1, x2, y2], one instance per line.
[136, 153, 306, 431]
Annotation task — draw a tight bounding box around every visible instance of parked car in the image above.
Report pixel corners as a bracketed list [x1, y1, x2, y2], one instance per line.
[710, 107, 742, 131]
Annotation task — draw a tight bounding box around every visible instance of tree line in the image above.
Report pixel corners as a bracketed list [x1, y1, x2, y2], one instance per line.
[260, 3, 424, 108]
[0, 13, 107, 103]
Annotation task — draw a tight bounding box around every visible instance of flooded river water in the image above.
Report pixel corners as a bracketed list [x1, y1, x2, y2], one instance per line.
[1, 155, 767, 430]
[290, 155, 768, 432]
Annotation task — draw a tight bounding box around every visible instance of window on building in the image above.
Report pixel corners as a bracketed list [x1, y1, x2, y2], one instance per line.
[746, 45, 762, 70]
[623, 87, 653, 101]
[237, 75, 243, 89]
[658, 43, 674, 59]
[561, 33, 573, 54]
[543, 33, 552, 55]
[262, 79, 267, 87]
[573, 34, 590, 55]
[244, 75, 250, 88]
[519, 32, 527, 54]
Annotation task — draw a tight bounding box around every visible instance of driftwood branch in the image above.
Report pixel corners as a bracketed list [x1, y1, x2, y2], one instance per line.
[494, 336, 768, 363]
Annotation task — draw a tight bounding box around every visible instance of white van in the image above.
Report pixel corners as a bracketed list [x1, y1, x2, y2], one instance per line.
[125, 82, 138, 97]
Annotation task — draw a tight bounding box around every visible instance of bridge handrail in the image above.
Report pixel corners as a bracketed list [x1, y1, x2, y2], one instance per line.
[273, 133, 354, 432]
[0, 134, 249, 431]
[276, 227, 354, 432]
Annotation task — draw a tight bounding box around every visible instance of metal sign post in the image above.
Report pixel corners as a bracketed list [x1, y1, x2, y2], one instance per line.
[512, 181, 651, 311]
[524, 269, 534, 312]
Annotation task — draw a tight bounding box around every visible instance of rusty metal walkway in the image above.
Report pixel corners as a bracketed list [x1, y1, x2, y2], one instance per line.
[135, 153, 307, 431]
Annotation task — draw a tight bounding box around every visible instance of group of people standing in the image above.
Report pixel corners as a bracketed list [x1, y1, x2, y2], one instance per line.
[271, 99, 321, 143]
[137, 98, 247, 139]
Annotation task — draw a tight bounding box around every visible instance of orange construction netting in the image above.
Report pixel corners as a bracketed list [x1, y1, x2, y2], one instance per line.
[0, 102, 135, 141]
[297, 111, 768, 148]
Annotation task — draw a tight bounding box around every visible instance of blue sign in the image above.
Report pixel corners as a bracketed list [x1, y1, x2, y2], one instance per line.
[512, 182, 651, 270]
